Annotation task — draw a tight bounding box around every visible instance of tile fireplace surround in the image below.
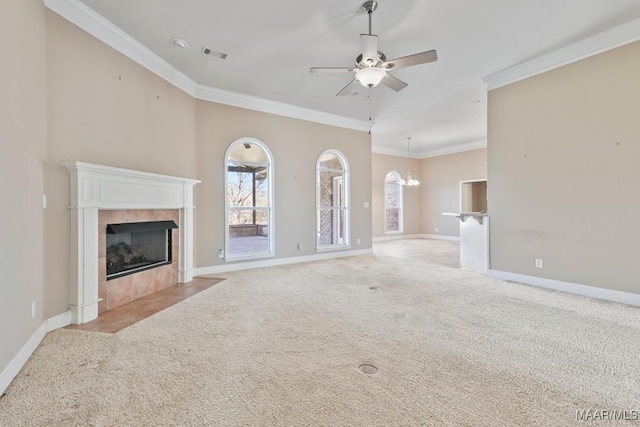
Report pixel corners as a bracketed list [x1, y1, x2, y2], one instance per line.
[98, 209, 179, 313]
[63, 162, 200, 325]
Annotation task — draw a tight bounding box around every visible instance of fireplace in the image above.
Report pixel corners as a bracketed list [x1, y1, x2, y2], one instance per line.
[98, 211, 180, 312]
[63, 161, 200, 324]
[106, 221, 177, 279]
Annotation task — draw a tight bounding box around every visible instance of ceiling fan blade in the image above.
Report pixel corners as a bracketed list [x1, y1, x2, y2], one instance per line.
[360, 34, 379, 64]
[310, 67, 356, 73]
[381, 74, 408, 92]
[384, 50, 437, 70]
[336, 79, 360, 96]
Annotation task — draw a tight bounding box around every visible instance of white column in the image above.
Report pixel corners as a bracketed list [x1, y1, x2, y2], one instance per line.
[68, 207, 100, 324]
[178, 206, 195, 283]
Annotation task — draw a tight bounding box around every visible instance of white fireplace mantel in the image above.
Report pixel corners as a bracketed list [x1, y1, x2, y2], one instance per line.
[62, 162, 201, 324]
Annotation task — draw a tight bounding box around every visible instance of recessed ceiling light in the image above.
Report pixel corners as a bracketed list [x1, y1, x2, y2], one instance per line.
[472, 99, 482, 103]
[170, 38, 188, 49]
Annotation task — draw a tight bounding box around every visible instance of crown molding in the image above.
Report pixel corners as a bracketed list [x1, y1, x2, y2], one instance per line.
[420, 140, 487, 159]
[483, 16, 640, 90]
[43, 0, 370, 133]
[372, 140, 486, 159]
[371, 145, 412, 158]
[194, 85, 369, 132]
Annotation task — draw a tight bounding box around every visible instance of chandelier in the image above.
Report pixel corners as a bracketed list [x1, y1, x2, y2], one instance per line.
[399, 137, 420, 186]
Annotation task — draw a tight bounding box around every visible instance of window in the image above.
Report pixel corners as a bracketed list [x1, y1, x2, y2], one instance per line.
[317, 150, 349, 250]
[225, 138, 273, 260]
[384, 171, 403, 234]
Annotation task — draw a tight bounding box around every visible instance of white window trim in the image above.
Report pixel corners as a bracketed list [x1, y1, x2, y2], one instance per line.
[224, 137, 275, 262]
[384, 170, 404, 235]
[316, 149, 350, 251]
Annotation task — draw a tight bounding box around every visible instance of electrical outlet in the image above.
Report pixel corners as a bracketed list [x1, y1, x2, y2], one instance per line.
[535, 258, 544, 269]
[218, 249, 224, 259]
[297, 243, 302, 251]
[31, 301, 36, 318]
[357, 238, 361, 245]
[363, 202, 370, 208]
[42, 195, 48, 208]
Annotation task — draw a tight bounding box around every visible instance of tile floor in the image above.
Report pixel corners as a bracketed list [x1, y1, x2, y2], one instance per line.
[66, 277, 223, 333]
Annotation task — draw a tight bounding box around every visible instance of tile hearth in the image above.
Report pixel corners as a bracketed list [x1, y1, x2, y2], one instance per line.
[66, 277, 223, 333]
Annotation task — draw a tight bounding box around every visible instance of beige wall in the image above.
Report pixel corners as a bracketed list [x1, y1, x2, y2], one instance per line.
[488, 40, 640, 294]
[195, 101, 371, 266]
[3, 5, 370, 329]
[372, 150, 487, 239]
[371, 153, 422, 237]
[420, 149, 487, 237]
[44, 11, 198, 317]
[0, 0, 47, 373]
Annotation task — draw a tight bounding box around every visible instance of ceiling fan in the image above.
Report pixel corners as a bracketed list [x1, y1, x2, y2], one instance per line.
[310, 0, 438, 96]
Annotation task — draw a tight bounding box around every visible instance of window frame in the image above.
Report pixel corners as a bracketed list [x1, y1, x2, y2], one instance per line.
[316, 149, 350, 251]
[224, 137, 274, 261]
[384, 171, 403, 235]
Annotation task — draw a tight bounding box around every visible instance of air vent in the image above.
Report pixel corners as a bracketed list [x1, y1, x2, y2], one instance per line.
[202, 47, 228, 60]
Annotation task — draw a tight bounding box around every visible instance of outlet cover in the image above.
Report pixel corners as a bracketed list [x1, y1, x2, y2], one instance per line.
[535, 259, 544, 269]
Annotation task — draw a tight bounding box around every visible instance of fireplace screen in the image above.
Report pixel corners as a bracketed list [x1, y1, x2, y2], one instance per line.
[106, 221, 177, 280]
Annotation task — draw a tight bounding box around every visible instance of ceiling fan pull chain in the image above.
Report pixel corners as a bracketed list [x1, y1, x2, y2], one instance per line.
[368, 91, 372, 135]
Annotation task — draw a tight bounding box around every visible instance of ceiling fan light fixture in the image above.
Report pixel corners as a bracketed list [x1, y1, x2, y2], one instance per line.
[356, 67, 387, 88]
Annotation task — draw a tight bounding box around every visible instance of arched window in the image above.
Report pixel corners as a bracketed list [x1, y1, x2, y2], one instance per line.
[225, 138, 273, 260]
[384, 171, 403, 234]
[316, 150, 349, 250]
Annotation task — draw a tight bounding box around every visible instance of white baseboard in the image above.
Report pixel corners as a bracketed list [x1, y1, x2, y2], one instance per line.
[0, 311, 73, 395]
[195, 248, 373, 275]
[47, 310, 72, 332]
[0, 323, 47, 395]
[488, 269, 640, 307]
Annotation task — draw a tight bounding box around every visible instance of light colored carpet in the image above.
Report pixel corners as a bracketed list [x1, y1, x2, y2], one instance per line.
[1, 239, 639, 426]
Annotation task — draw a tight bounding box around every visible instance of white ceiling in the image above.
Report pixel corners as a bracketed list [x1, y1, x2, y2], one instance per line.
[79, 0, 640, 155]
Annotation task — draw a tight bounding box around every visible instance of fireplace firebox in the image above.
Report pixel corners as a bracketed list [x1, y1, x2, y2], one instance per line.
[106, 220, 178, 280]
